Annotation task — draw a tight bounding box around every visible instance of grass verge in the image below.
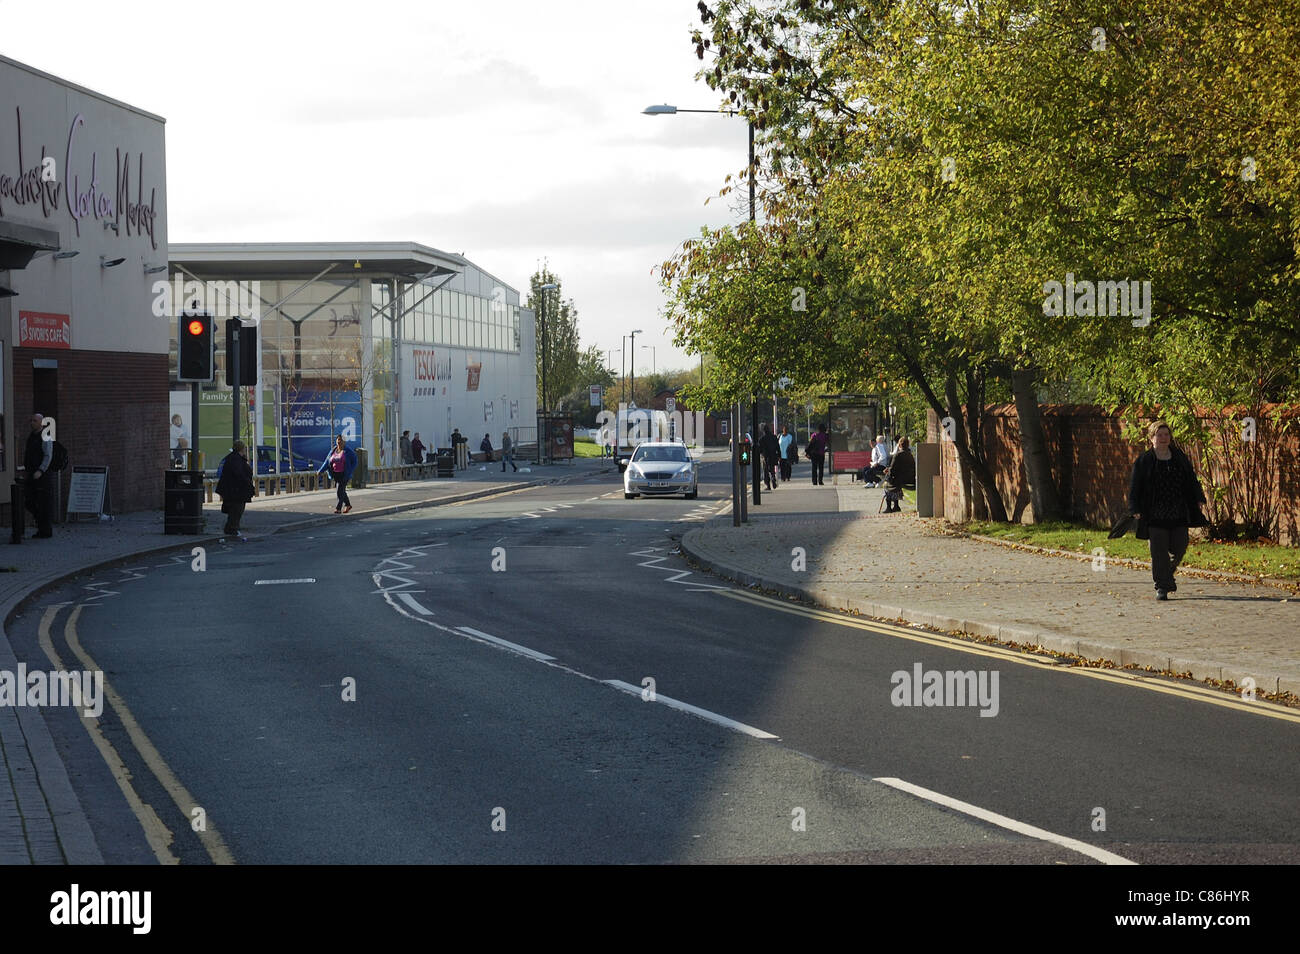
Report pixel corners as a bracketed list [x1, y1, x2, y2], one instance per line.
[962, 519, 1300, 582]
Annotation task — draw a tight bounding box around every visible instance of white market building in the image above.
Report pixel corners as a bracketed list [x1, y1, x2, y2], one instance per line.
[166, 243, 537, 469]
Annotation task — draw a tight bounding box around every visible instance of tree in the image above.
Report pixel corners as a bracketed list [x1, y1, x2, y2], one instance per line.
[669, 0, 1300, 529]
[529, 268, 582, 412]
[557, 345, 616, 427]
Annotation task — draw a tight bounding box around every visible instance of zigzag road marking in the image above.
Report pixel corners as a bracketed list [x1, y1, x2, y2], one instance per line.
[630, 546, 727, 590]
[82, 566, 148, 604]
[371, 542, 448, 595]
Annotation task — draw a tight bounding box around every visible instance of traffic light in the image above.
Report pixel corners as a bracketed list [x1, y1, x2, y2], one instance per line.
[739, 438, 752, 466]
[225, 318, 257, 386]
[178, 312, 214, 382]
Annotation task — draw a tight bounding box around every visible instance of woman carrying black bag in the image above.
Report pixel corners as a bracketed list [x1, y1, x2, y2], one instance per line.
[1127, 420, 1208, 601]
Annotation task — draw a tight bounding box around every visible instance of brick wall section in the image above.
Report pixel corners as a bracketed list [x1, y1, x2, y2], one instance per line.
[11, 348, 169, 517]
[932, 404, 1300, 544]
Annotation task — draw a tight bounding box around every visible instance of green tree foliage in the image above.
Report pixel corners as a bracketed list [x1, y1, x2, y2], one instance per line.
[529, 268, 582, 412]
[663, 0, 1300, 530]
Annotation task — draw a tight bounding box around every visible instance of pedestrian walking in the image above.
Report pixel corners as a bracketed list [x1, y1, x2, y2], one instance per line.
[23, 413, 56, 538]
[318, 435, 358, 514]
[758, 423, 781, 490]
[881, 437, 915, 513]
[501, 431, 517, 472]
[806, 424, 829, 485]
[216, 441, 256, 535]
[400, 430, 413, 465]
[410, 433, 425, 464]
[1128, 420, 1208, 600]
[480, 433, 494, 463]
[778, 426, 794, 481]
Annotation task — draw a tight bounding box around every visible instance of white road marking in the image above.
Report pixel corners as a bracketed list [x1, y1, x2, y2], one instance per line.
[631, 546, 727, 590]
[873, 777, 1136, 866]
[372, 542, 449, 594]
[456, 626, 556, 662]
[254, 578, 316, 585]
[82, 567, 146, 604]
[396, 593, 433, 615]
[604, 680, 780, 739]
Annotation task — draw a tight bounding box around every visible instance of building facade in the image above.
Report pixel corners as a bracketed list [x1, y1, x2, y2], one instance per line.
[1, 55, 169, 520]
[167, 244, 536, 468]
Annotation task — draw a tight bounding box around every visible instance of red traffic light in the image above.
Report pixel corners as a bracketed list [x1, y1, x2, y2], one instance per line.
[187, 319, 205, 336]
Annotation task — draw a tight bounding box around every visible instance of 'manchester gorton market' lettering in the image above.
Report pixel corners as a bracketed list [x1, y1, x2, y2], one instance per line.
[0, 107, 158, 249]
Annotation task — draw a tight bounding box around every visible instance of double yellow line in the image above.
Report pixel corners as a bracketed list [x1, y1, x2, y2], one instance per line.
[718, 589, 1300, 724]
[38, 603, 235, 864]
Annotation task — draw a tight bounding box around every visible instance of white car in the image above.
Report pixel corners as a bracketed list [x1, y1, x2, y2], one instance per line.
[623, 442, 698, 499]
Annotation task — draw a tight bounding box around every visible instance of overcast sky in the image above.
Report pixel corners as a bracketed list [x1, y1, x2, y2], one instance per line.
[3, 0, 746, 377]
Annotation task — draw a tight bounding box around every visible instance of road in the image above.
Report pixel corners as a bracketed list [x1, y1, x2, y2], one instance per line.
[7, 460, 1298, 864]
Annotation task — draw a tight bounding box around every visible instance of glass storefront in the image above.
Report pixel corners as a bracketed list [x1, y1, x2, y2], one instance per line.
[371, 283, 520, 353]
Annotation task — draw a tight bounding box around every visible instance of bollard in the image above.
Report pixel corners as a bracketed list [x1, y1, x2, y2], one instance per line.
[10, 482, 24, 544]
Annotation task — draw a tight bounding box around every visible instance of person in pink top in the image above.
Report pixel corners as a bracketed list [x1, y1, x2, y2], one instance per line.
[317, 435, 358, 514]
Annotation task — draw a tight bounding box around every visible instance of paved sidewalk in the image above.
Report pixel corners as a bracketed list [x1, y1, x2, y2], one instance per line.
[682, 476, 1300, 698]
[0, 455, 615, 864]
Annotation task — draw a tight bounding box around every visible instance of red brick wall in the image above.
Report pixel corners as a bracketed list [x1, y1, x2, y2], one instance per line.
[933, 404, 1300, 544]
[10, 348, 169, 517]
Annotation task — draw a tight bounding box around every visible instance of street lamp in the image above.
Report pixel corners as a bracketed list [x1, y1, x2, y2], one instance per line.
[628, 328, 643, 405]
[641, 344, 656, 378]
[644, 103, 757, 523]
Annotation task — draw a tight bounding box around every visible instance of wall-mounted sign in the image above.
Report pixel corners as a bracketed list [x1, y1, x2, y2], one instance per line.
[466, 362, 481, 391]
[0, 108, 159, 248]
[18, 311, 71, 349]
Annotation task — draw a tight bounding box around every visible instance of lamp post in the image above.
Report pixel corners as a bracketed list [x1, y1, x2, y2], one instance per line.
[641, 344, 656, 378]
[644, 103, 756, 524]
[629, 328, 643, 407]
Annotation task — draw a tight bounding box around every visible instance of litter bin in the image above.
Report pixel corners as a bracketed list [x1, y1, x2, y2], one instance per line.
[164, 470, 206, 534]
[435, 448, 455, 478]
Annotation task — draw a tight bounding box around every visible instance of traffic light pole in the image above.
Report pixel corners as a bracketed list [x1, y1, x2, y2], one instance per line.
[189, 382, 199, 471]
[232, 322, 241, 449]
[751, 396, 761, 505]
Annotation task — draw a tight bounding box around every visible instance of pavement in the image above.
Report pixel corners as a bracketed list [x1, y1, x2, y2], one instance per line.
[0, 453, 617, 864]
[682, 475, 1300, 701]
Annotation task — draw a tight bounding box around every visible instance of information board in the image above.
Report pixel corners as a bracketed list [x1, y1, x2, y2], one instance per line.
[67, 466, 110, 516]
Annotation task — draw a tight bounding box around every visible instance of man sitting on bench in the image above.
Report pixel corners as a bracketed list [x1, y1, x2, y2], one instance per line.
[860, 435, 892, 486]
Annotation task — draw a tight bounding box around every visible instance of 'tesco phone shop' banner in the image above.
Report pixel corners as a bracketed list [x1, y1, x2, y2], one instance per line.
[280, 390, 363, 463]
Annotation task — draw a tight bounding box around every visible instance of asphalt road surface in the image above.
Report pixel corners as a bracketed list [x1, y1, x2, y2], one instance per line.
[8, 461, 1297, 864]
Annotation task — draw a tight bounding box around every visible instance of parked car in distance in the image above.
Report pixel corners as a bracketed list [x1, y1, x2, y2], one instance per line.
[623, 441, 697, 499]
[256, 445, 321, 475]
[215, 445, 322, 479]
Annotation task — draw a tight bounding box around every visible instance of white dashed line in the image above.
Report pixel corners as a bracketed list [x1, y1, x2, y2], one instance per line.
[254, 578, 316, 585]
[396, 593, 433, 615]
[603, 680, 780, 739]
[873, 777, 1136, 866]
[455, 626, 556, 662]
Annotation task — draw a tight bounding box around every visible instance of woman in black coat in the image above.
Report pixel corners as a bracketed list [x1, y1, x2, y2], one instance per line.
[881, 437, 916, 513]
[216, 441, 256, 536]
[1127, 420, 1207, 600]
